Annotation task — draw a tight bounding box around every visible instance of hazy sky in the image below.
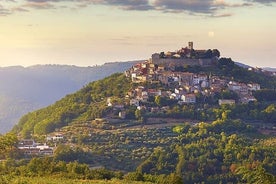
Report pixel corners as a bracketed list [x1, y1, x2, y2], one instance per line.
[0, 0, 276, 67]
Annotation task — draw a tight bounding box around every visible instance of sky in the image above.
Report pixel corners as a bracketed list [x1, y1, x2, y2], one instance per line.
[0, 0, 276, 68]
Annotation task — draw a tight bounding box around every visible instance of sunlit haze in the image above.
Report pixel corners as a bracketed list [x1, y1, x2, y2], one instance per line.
[0, 0, 276, 67]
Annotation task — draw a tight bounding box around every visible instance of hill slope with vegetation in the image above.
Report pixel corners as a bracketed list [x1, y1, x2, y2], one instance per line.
[12, 73, 132, 138]
[13, 58, 276, 138]
[0, 61, 139, 133]
[5, 59, 276, 183]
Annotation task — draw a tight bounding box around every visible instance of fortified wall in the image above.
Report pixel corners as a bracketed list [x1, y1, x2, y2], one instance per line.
[150, 42, 219, 68]
[151, 53, 217, 67]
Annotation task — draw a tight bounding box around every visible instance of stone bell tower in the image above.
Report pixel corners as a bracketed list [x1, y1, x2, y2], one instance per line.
[188, 41, 193, 50]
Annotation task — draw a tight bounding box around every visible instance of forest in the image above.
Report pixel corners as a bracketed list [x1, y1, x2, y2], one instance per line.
[1, 119, 276, 183]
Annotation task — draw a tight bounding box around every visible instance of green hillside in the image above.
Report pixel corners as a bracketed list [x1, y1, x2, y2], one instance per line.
[136, 121, 276, 183]
[5, 60, 276, 183]
[12, 73, 131, 138]
[12, 58, 276, 138]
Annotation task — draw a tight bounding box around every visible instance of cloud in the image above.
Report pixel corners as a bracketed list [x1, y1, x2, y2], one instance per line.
[0, 0, 16, 2]
[26, 0, 154, 11]
[12, 7, 29, 12]
[153, 0, 216, 14]
[246, 0, 276, 4]
[0, 0, 274, 17]
[152, 0, 253, 15]
[209, 13, 232, 18]
[26, 0, 63, 2]
[73, 0, 253, 17]
[81, 0, 153, 11]
[22, 2, 55, 9]
[1, 0, 55, 15]
[0, 4, 11, 16]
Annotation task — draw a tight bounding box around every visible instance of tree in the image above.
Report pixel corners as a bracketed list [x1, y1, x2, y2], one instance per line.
[218, 58, 235, 71]
[124, 172, 144, 181]
[212, 49, 220, 58]
[136, 160, 154, 174]
[254, 90, 276, 101]
[0, 133, 19, 159]
[221, 110, 231, 120]
[135, 109, 142, 120]
[166, 173, 183, 184]
[155, 95, 162, 106]
[205, 49, 213, 58]
[262, 104, 276, 123]
[236, 165, 276, 184]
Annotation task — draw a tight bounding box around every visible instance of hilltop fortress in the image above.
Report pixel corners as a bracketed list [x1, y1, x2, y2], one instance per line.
[125, 42, 221, 83]
[150, 42, 219, 68]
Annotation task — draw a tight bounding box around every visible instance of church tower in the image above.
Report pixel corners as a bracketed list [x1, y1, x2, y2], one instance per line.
[188, 42, 193, 50]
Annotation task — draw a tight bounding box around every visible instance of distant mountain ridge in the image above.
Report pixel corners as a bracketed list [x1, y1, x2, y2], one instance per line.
[263, 67, 276, 72]
[234, 62, 251, 69]
[235, 62, 276, 72]
[0, 61, 141, 133]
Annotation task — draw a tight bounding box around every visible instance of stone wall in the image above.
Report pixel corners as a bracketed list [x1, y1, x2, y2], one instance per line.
[151, 56, 216, 67]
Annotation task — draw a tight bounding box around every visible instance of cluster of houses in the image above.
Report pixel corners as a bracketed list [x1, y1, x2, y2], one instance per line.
[18, 139, 54, 156]
[124, 44, 261, 109]
[18, 134, 64, 156]
[125, 73, 260, 106]
[228, 81, 260, 104]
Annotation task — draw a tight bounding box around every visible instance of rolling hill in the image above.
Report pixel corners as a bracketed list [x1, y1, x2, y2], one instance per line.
[0, 61, 140, 133]
[3, 58, 276, 183]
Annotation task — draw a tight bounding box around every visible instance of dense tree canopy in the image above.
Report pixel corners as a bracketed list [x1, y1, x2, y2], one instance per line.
[0, 133, 19, 159]
[136, 119, 276, 183]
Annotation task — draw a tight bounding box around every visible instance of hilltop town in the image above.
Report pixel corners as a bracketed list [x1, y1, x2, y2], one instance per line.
[125, 42, 260, 108]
